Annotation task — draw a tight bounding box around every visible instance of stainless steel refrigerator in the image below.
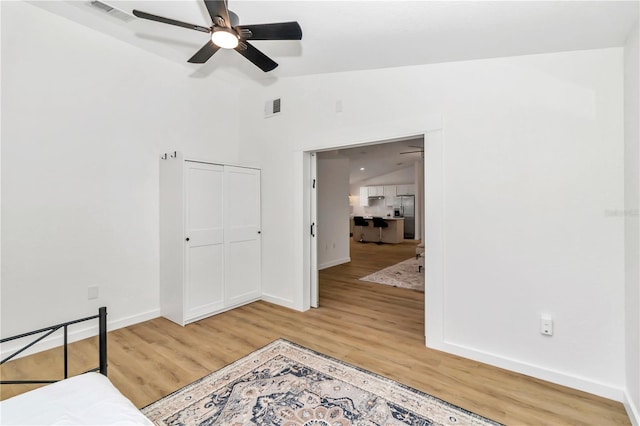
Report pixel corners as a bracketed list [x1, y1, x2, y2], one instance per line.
[396, 195, 415, 239]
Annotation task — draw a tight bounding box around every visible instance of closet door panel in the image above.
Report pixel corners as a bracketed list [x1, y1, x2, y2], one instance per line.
[226, 240, 260, 305]
[225, 166, 261, 306]
[186, 244, 224, 319]
[185, 162, 225, 320]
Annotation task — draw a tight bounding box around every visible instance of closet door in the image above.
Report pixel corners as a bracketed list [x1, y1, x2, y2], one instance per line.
[224, 166, 261, 306]
[184, 161, 225, 321]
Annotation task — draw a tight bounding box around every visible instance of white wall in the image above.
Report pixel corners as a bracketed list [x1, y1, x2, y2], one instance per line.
[0, 1, 632, 409]
[0, 2, 240, 347]
[239, 48, 626, 400]
[624, 22, 640, 424]
[317, 156, 350, 270]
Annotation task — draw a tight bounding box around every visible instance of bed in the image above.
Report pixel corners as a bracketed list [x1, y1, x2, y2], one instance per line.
[0, 307, 153, 425]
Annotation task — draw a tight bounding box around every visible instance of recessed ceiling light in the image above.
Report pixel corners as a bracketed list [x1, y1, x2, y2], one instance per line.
[360, 167, 365, 171]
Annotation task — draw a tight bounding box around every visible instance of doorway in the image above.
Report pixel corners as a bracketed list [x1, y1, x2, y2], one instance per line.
[302, 126, 444, 347]
[310, 136, 425, 308]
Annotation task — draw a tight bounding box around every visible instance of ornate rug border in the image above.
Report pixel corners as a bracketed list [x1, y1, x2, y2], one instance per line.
[277, 339, 500, 425]
[142, 338, 502, 426]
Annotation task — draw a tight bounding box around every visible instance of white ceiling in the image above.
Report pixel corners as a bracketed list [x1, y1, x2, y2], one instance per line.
[318, 137, 424, 185]
[33, 0, 639, 82]
[30, 0, 639, 180]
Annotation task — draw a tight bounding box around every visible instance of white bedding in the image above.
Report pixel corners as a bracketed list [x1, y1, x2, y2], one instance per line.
[0, 372, 153, 425]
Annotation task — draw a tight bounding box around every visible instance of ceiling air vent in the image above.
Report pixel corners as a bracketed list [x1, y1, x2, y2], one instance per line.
[89, 1, 135, 23]
[264, 98, 282, 118]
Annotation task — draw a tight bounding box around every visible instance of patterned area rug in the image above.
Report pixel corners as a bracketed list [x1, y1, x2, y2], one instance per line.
[359, 257, 424, 291]
[142, 339, 500, 426]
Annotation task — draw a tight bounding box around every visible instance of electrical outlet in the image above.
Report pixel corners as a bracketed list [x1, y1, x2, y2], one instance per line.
[88, 286, 99, 300]
[540, 316, 553, 336]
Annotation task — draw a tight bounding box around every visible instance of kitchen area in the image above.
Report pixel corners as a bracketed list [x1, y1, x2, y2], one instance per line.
[315, 137, 423, 270]
[350, 183, 416, 244]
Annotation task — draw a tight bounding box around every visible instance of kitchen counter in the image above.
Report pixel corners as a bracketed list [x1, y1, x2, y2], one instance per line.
[361, 216, 405, 220]
[351, 217, 405, 244]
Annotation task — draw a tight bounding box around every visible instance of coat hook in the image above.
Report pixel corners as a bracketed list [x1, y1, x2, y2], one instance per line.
[161, 153, 167, 160]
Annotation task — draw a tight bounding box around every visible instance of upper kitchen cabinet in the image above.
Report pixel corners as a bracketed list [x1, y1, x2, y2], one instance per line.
[383, 185, 397, 206]
[367, 186, 384, 197]
[359, 186, 369, 206]
[396, 184, 415, 195]
[360, 185, 384, 205]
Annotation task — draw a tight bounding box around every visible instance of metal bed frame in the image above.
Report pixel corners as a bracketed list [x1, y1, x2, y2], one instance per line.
[0, 307, 107, 385]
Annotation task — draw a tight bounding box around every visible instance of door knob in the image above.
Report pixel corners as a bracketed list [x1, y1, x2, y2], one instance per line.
[258, 231, 261, 234]
[185, 237, 190, 242]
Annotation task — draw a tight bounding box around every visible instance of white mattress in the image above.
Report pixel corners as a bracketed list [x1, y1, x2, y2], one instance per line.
[0, 372, 153, 425]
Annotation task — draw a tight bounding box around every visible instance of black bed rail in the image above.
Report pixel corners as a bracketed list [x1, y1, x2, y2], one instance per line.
[0, 307, 107, 385]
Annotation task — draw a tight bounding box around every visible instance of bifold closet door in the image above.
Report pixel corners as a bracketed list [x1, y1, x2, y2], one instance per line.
[224, 166, 261, 306]
[184, 161, 225, 321]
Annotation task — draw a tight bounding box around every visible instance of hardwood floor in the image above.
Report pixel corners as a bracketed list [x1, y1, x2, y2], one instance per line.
[0, 240, 631, 425]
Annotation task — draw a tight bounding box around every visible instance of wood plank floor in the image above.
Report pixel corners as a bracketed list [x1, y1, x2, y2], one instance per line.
[0, 240, 630, 425]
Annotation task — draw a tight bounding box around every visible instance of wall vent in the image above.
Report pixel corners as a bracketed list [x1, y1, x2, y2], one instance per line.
[264, 98, 282, 118]
[89, 1, 135, 22]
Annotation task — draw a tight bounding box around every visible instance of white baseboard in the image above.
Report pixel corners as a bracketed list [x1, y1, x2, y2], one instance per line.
[108, 308, 160, 332]
[430, 339, 625, 402]
[261, 293, 297, 310]
[1, 308, 160, 361]
[625, 390, 640, 425]
[318, 257, 351, 270]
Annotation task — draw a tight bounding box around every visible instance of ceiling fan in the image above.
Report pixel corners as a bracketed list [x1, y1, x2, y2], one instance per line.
[132, 0, 302, 72]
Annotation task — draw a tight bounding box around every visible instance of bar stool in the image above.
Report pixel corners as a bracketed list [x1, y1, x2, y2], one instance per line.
[372, 217, 388, 245]
[353, 216, 369, 242]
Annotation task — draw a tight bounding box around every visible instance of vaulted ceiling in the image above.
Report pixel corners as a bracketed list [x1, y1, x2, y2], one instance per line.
[30, 0, 638, 181]
[318, 137, 424, 185]
[33, 1, 639, 81]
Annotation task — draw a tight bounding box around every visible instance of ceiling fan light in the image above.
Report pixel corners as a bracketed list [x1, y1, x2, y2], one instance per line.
[211, 28, 239, 49]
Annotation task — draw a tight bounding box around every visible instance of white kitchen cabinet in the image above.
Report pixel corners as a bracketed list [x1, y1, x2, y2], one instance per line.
[383, 185, 397, 206]
[359, 186, 369, 206]
[396, 184, 415, 195]
[368, 186, 384, 197]
[159, 151, 261, 326]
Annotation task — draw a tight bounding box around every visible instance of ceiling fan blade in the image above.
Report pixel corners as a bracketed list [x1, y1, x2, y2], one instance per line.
[188, 41, 221, 63]
[132, 10, 211, 33]
[235, 22, 302, 40]
[204, 0, 231, 27]
[235, 41, 278, 72]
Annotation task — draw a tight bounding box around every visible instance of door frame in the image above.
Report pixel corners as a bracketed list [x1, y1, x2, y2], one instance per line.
[302, 123, 445, 347]
[310, 153, 319, 308]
